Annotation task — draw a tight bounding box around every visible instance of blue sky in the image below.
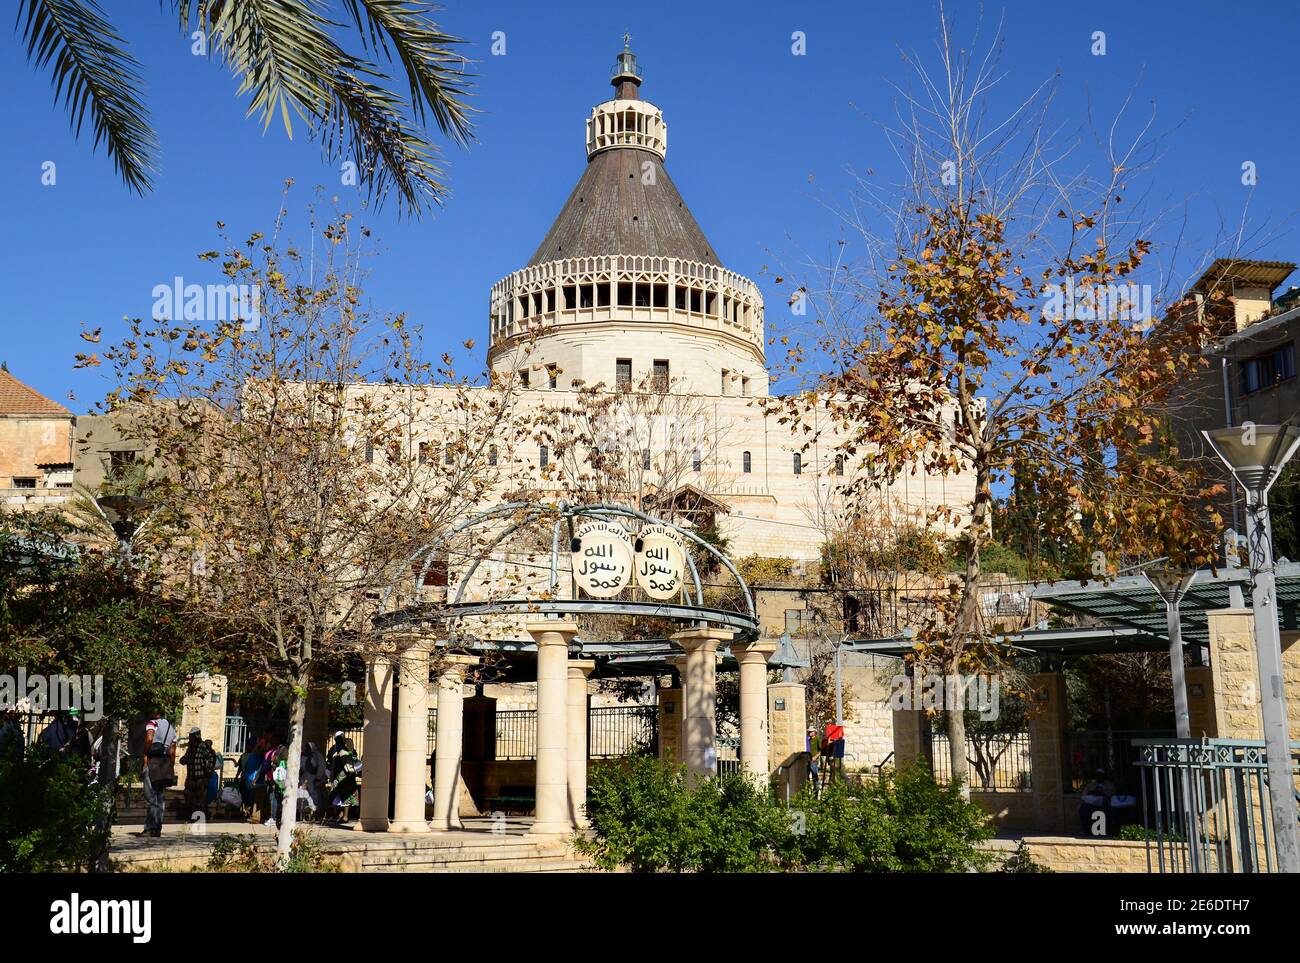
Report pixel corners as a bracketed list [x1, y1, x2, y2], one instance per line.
[2, 0, 1298, 412]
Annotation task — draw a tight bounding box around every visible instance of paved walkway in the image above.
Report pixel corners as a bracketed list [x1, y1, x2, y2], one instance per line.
[110, 816, 593, 872]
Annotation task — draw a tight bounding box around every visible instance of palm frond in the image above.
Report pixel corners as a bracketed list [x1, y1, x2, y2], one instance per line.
[17, 0, 159, 193]
[341, 0, 475, 145]
[178, 0, 463, 213]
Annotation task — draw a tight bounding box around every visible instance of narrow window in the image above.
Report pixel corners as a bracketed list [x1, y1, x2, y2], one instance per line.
[642, 449, 651, 470]
[834, 454, 845, 477]
[444, 447, 454, 466]
[742, 451, 752, 473]
[793, 452, 802, 475]
[365, 440, 374, 464]
[616, 358, 632, 389]
[418, 442, 432, 465]
[692, 449, 701, 472]
[653, 359, 669, 392]
[540, 445, 549, 469]
[741, 376, 750, 397]
[547, 364, 559, 389]
[488, 446, 498, 467]
[721, 369, 729, 395]
[520, 369, 530, 388]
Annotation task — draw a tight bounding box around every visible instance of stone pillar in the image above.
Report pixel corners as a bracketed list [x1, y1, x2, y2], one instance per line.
[673, 626, 731, 780]
[892, 707, 930, 769]
[1185, 665, 1217, 738]
[389, 635, 432, 833]
[177, 673, 228, 785]
[356, 654, 394, 831]
[1028, 672, 1067, 833]
[766, 681, 806, 772]
[566, 659, 596, 827]
[1207, 608, 1263, 739]
[657, 680, 683, 764]
[430, 655, 478, 831]
[527, 619, 577, 834]
[731, 640, 777, 786]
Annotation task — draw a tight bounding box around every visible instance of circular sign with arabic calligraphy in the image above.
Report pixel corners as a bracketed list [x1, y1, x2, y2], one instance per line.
[635, 524, 687, 601]
[571, 522, 634, 598]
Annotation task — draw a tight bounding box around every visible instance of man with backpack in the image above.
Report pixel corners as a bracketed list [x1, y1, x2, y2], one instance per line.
[139, 710, 177, 837]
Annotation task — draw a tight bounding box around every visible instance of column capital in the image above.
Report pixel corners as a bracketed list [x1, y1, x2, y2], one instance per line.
[435, 653, 480, 680]
[730, 639, 777, 664]
[567, 658, 597, 680]
[526, 618, 580, 643]
[387, 628, 435, 652]
[671, 625, 733, 651]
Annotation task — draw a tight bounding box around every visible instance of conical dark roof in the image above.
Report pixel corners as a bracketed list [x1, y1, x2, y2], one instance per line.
[527, 147, 720, 267]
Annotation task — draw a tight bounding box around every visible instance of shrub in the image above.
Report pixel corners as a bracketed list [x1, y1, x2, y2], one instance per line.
[579, 756, 994, 873]
[999, 840, 1053, 873]
[0, 750, 111, 872]
[205, 829, 340, 873]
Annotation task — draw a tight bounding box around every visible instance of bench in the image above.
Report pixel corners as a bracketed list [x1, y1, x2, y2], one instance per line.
[486, 785, 536, 814]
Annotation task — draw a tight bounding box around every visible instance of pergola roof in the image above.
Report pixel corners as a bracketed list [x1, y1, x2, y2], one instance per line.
[843, 561, 1300, 661]
[1028, 562, 1300, 648]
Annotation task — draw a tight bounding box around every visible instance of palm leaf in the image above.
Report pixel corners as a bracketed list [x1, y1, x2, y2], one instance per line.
[177, 0, 468, 214]
[16, 0, 159, 193]
[341, 0, 475, 146]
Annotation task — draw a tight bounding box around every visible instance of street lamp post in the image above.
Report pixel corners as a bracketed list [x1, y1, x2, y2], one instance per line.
[1143, 568, 1196, 739]
[1203, 423, 1300, 874]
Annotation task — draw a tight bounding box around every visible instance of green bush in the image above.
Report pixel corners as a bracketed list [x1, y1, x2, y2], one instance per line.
[1117, 824, 1182, 843]
[0, 750, 111, 872]
[579, 756, 994, 873]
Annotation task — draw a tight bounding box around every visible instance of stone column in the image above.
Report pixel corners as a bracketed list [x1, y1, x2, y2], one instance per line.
[567, 659, 596, 827]
[429, 655, 478, 831]
[1185, 665, 1217, 738]
[1028, 672, 1067, 834]
[527, 619, 577, 834]
[731, 640, 777, 786]
[356, 654, 395, 831]
[389, 635, 432, 833]
[1208, 608, 1263, 739]
[672, 626, 731, 780]
[302, 684, 331, 755]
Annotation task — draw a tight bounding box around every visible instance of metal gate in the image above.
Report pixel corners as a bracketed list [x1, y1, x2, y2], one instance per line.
[1135, 738, 1300, 873]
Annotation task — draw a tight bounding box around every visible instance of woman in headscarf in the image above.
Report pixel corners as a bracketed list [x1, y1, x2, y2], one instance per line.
[328, 737, 361, 825]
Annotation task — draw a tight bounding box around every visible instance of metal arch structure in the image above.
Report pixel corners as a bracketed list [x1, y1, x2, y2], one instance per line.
[374, 502, 759, 647]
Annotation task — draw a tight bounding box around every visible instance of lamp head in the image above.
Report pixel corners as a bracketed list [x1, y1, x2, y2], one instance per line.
[1202, 424, 1300, 496]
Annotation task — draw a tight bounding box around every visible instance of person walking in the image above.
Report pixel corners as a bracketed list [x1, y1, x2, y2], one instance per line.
[267, 745, 288, 829]
[138, 710, 177, 838]
[328, 737, 360, 825]
[179, 727, 217, 820]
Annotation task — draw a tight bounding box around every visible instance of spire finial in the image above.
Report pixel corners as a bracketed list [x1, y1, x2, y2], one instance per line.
[611, 36, 642, 99]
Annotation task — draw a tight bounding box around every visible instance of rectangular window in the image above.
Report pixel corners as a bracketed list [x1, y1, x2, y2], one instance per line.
[597, 283, 610, 307]
[741, 376, 750, 397]
[618, 282, 634, 307]
[12, 478, 36, 490]
[834, 454, 845, 476]
[545, 289, 556, 312]
[540, 445, 549, 469]
[1240, 342, 1296, 395]
[579, 284, 594, 308]
[444, 447, 455, 465]
[562, 285, 577, 309]
[721, 369, 729, 395]
[616, 358, 632, 389]
[692, 449, 701, 472]
[520, 369, 530, 388]
[784, 609, 807, 634]
[793, 452, 802, 475]
[642, 448, 651, 470]
[742, 451, 752, 473]
[418, 442, 432, 465]
[674, 287, 687, 311]
[689, 289, 702, 313]
[488, 446, 498, 467]
[547, 364, 559, 389]
[653, 284, 668, 308]
[653, 359, 669, 392]
[109, 450, 139, 472]
[365, 441, 375, 464]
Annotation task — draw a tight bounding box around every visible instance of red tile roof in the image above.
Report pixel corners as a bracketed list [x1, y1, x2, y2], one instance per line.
[0, 369, 72, 417]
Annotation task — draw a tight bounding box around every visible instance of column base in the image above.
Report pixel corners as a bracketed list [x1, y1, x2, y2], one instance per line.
[387, 819, 431, 834]
[429, 817, 464, 832]
[353, 818, 390, 832]
[529, 820, 573, 835]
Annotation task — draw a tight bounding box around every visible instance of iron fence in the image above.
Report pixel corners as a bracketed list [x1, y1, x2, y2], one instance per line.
[930, 730, 1032, 792]
[589, 706, 657, 758]
[1135, 737, 1300, 873]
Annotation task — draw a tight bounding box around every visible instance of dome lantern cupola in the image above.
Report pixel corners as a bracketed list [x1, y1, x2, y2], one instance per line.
[611, 34, 642, 100]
